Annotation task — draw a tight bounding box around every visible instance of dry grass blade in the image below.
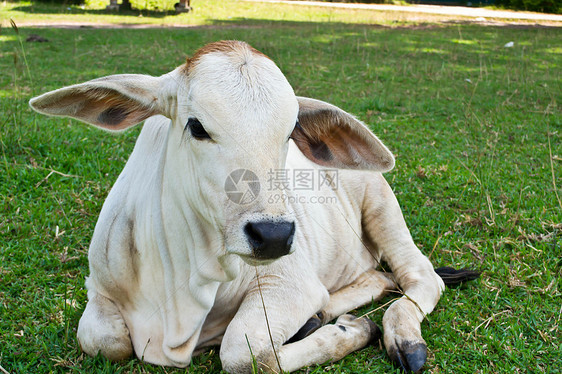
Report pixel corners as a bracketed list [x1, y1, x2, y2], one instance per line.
[360, 297, 401, 319]
[472, 309, 511, 335]
[255, 267, 283, 374]
[9, 18, 34, 93]
[547, 129, 562, 210]
[35, 169, 81, 188]
[9, 18, 18, 34]
[455, 155, 496, 224]
[428, 233, 443, 260]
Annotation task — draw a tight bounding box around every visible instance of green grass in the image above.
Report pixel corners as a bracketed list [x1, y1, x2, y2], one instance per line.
[3, 0, 552, 28]
[1, 1, 561, 373]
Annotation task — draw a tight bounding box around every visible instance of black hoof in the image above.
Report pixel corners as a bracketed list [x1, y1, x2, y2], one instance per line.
[364, 317, 382, 345]
[285, 313, 323, 344]
[389, 341, 427, 373]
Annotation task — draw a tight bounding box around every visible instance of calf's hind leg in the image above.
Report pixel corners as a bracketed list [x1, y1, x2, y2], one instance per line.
[278, 314, 380, 372]
[320, 269, 396, 323]
[289, 268, 396, 343]
[77, 291, 132, 361]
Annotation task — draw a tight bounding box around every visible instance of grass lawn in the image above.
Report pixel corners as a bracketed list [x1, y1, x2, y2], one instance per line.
[1, 0, 561, 373]
[3, 0, 557, 27]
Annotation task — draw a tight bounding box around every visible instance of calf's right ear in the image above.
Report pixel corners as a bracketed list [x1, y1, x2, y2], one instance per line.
[293, 97, 395, 172]
[29, 73, 177, 131]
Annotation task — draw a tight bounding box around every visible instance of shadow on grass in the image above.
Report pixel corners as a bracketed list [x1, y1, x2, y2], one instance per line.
[10, 3, 175, 18]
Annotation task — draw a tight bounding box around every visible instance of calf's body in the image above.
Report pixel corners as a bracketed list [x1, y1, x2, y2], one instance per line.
[30, 41, 445, 373]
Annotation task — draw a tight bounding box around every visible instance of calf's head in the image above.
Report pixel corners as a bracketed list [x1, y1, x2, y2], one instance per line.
[29, 40, 394, 265]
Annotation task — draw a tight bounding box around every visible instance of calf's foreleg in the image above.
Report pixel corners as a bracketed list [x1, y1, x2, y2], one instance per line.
[362, 175, 445, 372]
[220, 272, 381, 373]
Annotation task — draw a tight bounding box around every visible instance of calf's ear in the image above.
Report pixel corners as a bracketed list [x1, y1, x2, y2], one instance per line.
[292, 97, 395, 172]
[29, 74, 175, 131]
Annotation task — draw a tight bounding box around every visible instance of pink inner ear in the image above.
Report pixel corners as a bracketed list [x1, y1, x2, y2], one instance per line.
[293, 105, 394, 171]
[97, 106, 130, 127]
[53, 90, 153, 130]
[88, 101, 152, 130]
[292, 124, 366, 169]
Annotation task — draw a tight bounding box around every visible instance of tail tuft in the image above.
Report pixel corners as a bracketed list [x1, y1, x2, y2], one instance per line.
[435, 267, 480, 288]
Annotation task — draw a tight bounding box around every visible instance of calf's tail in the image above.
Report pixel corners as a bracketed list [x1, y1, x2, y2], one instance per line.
[434, 267, 480, 288]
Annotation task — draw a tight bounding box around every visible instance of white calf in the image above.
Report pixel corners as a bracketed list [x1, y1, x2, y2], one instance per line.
[30, 40, 454, 373]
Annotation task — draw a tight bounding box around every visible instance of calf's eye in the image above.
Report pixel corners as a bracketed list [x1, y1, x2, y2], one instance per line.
[186, 118, 211, 140]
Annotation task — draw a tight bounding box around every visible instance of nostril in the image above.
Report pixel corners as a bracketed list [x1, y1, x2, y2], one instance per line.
[244, 220, 295, 259]
[244, 222, 265, 250]
[286, 223, 295, 247]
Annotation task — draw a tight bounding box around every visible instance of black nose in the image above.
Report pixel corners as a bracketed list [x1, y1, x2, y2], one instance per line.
[244, 220, 295, 260]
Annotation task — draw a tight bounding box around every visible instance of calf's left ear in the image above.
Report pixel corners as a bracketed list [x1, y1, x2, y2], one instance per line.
[29, 74, 176, 131]
[293, 97, 395, 172]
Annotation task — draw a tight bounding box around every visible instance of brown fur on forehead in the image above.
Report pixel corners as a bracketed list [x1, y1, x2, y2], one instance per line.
[183, 40, 271, 73]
